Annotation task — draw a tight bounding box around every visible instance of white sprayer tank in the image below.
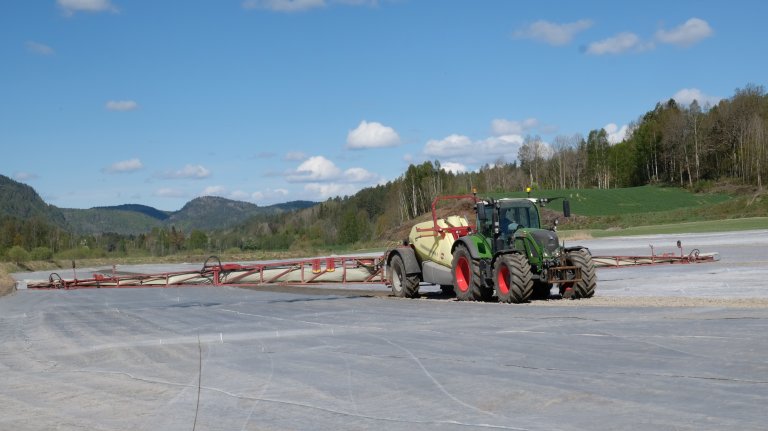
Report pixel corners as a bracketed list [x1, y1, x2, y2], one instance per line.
[408, 215, 470, 268]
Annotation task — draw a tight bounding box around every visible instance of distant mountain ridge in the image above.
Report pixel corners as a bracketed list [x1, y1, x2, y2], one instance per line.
[0, 175, 66, 226]
[95, 204, 171, 221]
[166, 196, 262, 232]
[0, 174, 316, 235]
[66, 197, 316, 234]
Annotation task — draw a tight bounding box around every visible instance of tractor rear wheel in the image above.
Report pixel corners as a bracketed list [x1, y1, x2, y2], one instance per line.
[389, 254, 420, 298]
[565, 249, 597, 298]
[493, 254, 533, 304]
[451, 245, 484, 301]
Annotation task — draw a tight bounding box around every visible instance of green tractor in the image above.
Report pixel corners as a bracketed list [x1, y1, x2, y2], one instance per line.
[386, 192, 597, 303]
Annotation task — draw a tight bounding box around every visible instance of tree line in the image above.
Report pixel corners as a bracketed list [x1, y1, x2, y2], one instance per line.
[2, 84, 766, 261]
[528, 83, 768, 191]
[1, 215, 211, 263]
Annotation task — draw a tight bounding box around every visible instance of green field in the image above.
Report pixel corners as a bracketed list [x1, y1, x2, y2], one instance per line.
[488, 185, 767, 235]
[490, 185, 732, 215]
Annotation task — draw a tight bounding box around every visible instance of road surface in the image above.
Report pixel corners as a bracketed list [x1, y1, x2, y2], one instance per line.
[2, 230, 767, 430]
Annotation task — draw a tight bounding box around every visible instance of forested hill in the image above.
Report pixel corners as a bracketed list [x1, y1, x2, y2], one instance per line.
[57, 204, 173, 236]
[165, 196, 315, 232]
[60, 197, 317, 235]
[97, 204, 171, 221]
[0, 174, 66, 226]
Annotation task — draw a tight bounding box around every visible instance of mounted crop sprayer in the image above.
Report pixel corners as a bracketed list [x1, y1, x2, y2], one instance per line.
[23, 190, 719, 296]
[385, 189, 596, 303]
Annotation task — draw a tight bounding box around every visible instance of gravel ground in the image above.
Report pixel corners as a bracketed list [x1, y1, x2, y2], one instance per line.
[2, 230, 768, 430]
[2, 286, 767, 431]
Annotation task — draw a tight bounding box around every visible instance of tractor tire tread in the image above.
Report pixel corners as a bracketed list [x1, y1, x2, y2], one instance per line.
[452, 246, 485, 301]
[494, 254, 533, 304]
[567, 249, 597, 298]
[390, 255, 420, 298]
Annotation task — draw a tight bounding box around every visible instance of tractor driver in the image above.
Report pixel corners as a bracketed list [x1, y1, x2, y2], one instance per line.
[501, 208, 519, 236]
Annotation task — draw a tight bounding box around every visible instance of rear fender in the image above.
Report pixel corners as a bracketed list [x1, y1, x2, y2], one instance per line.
[451, 236, 492, 260]
[387, 246, 422, 275]
[451, 237, 477, 259]
[564, 246, 591, 255]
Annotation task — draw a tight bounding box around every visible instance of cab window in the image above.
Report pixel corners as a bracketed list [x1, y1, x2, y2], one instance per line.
[500, 205, 539, 229]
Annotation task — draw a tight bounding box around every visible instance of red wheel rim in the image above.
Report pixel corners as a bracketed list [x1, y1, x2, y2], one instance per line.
[456, 256, 470, 292]
[497, 265, 510, 295]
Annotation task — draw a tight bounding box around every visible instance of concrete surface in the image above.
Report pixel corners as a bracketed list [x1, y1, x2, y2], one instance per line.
[2, 230, 768, 430]
[580, 229, 768, 298]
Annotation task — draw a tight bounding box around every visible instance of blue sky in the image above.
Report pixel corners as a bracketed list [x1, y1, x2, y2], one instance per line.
[1, 0, 765, 210]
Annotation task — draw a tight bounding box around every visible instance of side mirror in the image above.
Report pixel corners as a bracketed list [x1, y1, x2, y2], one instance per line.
[563, 200, 571, 218]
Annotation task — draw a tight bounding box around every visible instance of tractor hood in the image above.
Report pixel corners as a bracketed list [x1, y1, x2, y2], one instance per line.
[519, 228, 561, 257]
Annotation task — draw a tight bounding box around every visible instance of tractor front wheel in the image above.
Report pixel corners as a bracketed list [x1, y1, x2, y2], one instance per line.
[451, 245, 484, 301]
[565, 249, 597, 299]
[389, 254, 420, 298]
[493, 254, 533, 304]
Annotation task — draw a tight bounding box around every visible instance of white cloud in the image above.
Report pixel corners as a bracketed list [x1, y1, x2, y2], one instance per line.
[103, 158, 143, 174]
[424, 134, 525, 165]
[242, 0, 325, 12]
[284, 151, 307, 161]
[346, 120, 401, 149]
[14, 172, 39, 181]
[491, 118, 539, 136]
[201, 185, 226, 196]
[304, 183, 358, 199]
[440, 162, 467, 174]
[105, 100, 138, 111]
[424, 134, 474, 158]
[604, 123, 628, 144]
[161, 164, 211, 179]
[513, 19, 593, 46]
[251, 188, 289, 202]
[586, 32, 648, 55]
[58, 0, 118, 14]
[229, 190, 251, 200]
[344, 167, 379, 183]
[284, 155, 383, 199]
[25, 41, 54, 56]
[479, 135, 527, 156]
[154, 188, 186, 198]
[249, 191, 266, 201]
[288, 156, 342, 182]
[656, 18, 713, 47]
[672, 88, 721, 107]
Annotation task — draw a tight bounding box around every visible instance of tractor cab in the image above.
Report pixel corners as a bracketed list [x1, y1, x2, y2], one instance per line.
[386, 191, 595, 303]
[498, 199, 541, 234]
[476, 198, 542, 251]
